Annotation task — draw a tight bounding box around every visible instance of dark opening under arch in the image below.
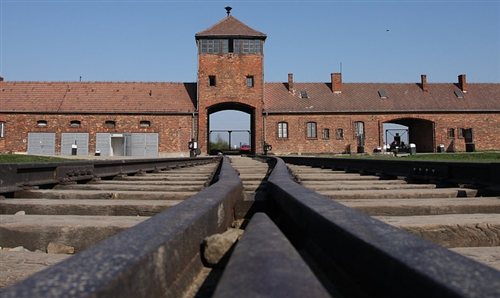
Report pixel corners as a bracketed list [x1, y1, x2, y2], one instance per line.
[207, 102, 255, 154]
[384, 118, 435, 152]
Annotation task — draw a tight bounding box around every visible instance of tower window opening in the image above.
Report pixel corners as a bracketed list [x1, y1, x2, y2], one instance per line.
[209, 76, 216, 87]
[234, 39, 262, 54]
[199, 39, 229, 54]
[246, 76, 254, 87]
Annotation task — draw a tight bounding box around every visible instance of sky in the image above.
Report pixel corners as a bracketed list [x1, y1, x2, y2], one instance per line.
[1, 0, 499, 146]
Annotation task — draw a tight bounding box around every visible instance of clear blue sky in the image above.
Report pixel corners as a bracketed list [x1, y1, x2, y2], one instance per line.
[1, 0, 499, 147]
[1, 0, 499, 83]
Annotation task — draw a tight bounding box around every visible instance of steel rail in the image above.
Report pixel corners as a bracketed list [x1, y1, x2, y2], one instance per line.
[279, 155, 500, 187]
[265, 156, 500, 297]
[0, 157, 218, 194]
[0, 157, 242, 297]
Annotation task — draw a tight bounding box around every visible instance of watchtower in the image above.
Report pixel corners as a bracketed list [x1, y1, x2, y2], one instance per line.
[195, 8, 267, 154]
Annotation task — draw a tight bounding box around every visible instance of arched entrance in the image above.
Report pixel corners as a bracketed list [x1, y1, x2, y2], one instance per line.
[207, 102, 255, 154]
[383, 118, 435, 152]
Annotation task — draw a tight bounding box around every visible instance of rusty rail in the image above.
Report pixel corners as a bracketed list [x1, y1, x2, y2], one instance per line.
[264, 157, 500, 297]
[0, 157, 242, 297]
[2, 155, 500, 297]
[279, 155, 500, 187]
[0, 157, 218, 194]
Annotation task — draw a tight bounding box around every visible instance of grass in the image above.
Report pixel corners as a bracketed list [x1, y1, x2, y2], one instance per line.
[330, 152, 500, 162]
[0, 154, 75, 164]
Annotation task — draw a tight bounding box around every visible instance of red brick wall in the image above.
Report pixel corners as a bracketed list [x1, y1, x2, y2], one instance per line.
[265, 113, 500, 154]
[197, 53, 265, 153]
[0, 113, 194, 155]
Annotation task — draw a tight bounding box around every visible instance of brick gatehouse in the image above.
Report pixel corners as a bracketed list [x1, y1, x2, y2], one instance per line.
[1, 12, 499, 157]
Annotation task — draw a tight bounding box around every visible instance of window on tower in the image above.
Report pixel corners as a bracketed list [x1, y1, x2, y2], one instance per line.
[199, 39, 229, 54]
[246, 76, 254, 87]
[234, 39, 262, 54]
[209, 76, 216, 87]
[199, 39, 262, 54]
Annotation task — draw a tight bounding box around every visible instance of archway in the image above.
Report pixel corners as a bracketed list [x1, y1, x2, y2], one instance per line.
[207, 102, 255, 155]
[383, 118, 435, 152]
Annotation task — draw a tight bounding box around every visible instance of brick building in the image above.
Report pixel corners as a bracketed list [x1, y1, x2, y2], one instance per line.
[1, 12, 499, 157]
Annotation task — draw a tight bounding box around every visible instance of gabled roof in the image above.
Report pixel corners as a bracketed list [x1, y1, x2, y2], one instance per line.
[195, 15, 266, 39]
[0, 82, 197, 114]
[264, 82, 500, 113]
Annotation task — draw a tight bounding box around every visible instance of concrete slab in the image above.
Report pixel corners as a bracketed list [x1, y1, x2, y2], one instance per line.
[143, 173, 210, 178]
[116, 175, 208, 181]
[0, 214, 148, 252]
[0, 198, 179, 216]
[55, 183, 203, 192]
[229, 157, 269, 219]
[97, 180, 205, 186]
[375, 214, 500, 247]
[301, 179, 407, 186]
[451, 246, 500, 271]
[300, 183, 435, 191]
[341, 197, 500, 216]
[298, 174, 381, 181]
[14, 189, 197, 200]
[320, 188, 478, 200]
[0, 251, 70, 288]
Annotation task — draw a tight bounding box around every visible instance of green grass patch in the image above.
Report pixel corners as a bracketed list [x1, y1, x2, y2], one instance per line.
[0, 154, 75, 164]
[329, 152, 500, 162]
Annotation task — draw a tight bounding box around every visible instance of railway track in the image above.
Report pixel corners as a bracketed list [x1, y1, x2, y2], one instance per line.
[0, 160, 219, 288]
[287, 163, 500, 269]
[0, 156, 499, 297]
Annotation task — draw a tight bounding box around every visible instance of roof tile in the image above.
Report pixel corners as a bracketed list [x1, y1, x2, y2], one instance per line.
[195, 16, 266, 39]
[0, 82, 197, 114]
[264, 82, 500, 113]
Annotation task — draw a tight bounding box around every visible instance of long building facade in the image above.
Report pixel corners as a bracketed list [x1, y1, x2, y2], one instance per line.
[1, 13, 499, 157]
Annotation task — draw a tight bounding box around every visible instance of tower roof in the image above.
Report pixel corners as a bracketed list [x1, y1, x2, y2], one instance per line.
[195, 15, 266, 40]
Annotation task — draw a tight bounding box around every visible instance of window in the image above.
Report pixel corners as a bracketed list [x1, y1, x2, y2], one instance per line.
[454, 90, 465, 99]
[354, 121, 364, 137]
[37, 120, 48, 127]
[354, 121, 365, 146]
[246, 76, 254, 87]
[322, 128, 330, 140]
[234, 39, 262, 54]
[105, 120, 116, 129]
[458, 128, 465, 138]
[140, 120, 151, 128]
[0, 122, 4, 138]
[70, 120, 81, 128]
[299, 90, 309, 99]
[277, 122, 288, 139]
[306, 122, 317, 139]
[378, 90, 388, 99]
[209, 75, 216, 87]
[463, 128, 474, 143]
[199, 39, 229, 54]
[448, 128, 455, 138]
[336, 128, 344, 140]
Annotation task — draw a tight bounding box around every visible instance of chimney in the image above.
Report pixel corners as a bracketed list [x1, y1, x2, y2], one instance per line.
[331, 73, 342, 93]
[458, 74, 467, 93]
[420, 74, 428, 92]
[0, 76, 4, 82]
[287, 73, 294, 92]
